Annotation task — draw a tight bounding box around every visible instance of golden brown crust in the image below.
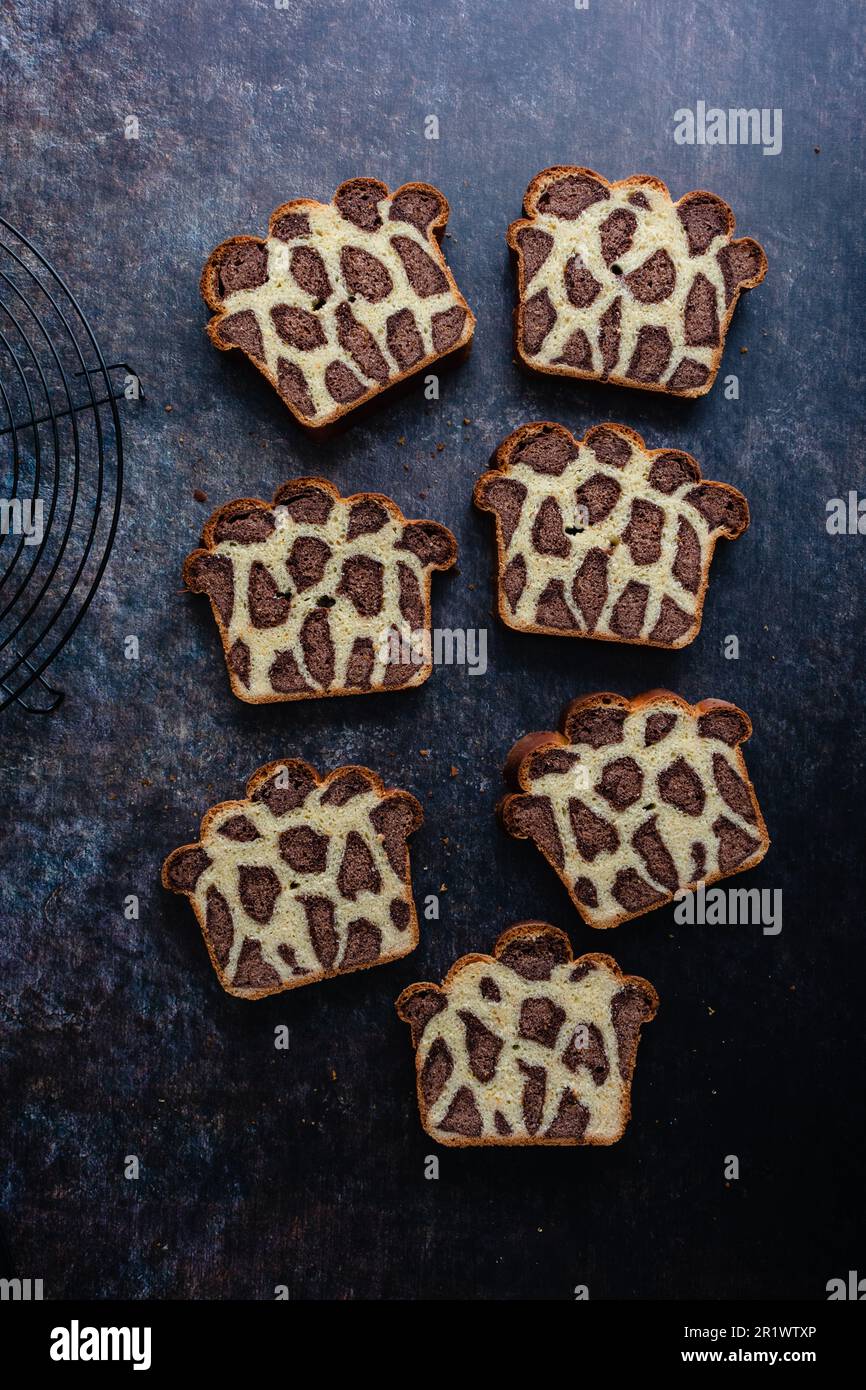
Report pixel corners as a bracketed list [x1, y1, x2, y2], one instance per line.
[499, 690, 770, 930]
[202, 177, 475, 434]
[474, 421, 748, 648]
[163, 760, 424, 999]
[507, 166, 767, 398]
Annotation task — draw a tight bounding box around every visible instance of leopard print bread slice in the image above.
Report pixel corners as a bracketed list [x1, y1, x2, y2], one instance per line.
[475, 421, 748, 647]
[184, 477, 457, 702]
[396, 923, 658, 1146]
[501, 691, 769, 930]
[508, 166, 767, 397]
[202, 177, 475, 430]
[163, 760, 423, 998]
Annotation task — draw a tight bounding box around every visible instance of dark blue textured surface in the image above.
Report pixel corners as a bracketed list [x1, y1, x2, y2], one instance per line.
[0, 0, 863, 1299]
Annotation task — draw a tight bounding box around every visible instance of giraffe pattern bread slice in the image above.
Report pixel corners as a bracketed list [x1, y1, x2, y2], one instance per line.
[508, 166, 767, 397]
[184, 477, 457, 703]
[396, 923, 658, 1146]
[163, 760, 423, 998]
[501, 691, 769, 930]
[475, 421, 748, 647]
[202, 177, 475, 430]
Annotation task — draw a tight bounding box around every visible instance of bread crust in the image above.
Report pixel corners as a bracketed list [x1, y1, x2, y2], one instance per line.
[507, 166, 767, 398]
[183, 476, 457, 703]
[396, 921, 659, 1147]
[474, 420, 749, 648]
[163, 759, 424, 999]
[500, 690, 770, 929]
[202, 177, 476, 434]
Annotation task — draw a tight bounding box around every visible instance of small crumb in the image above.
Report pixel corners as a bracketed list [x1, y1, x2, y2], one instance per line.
[169, 773, 176, 783]
[141, 778, 152, 787]
[164, 404, 173, 413]
[441, 836, 450, 845]
[439, 883, 447, 892]
[814, 146, 821, 154]
[397, 436, 406, 446]
[193, 489, 208, 503]
[331, 1069, 337, 1082]
[450, 765, 459, 778]
[403, 463, 410, 472]
[419, 748, 431, 758]
[463, 417, 472, 426]
[740, 346, 748, 354]
[436, 442, 445, 452]
[468, 582, 476, 591]
[708, 1006, 715, 1016]
[418, 490, 428, 499]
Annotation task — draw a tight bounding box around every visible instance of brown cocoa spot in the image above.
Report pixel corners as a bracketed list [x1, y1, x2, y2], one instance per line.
[673, 516, 702, 594]
[217, 241, 267, 296]
[271, 303, 327, 351]
[622, 497, 665, 565]
[569, 798, 620, 860]
[684, 272, 720, 346]
[300, 607, 336, 687]
[521, 288, 556, 354]
[531, 496, 570, 557]
[248, 561, 291, 628]
[336, 553, 384, 617]
[598, 296, 622, 375]
[519, 997, 566, 1049]
[564, 256, 602, 308]
[390, 898, 410, 931]
[678, 194, 731, 256]
[386, 307, 425, 368]
[644, 711, 677, 745]
[290, 245, 331, 301]
[388, 187, 442, 237]
[481, 477, 527, 546]
[575, 472, 621, 524]
[300, 895, 338, 969]
[512, 429, 576, 476]
[611, 983, 655, 1078]
[685, 484, 748, 535]
[334, 178, 386, 230]
[537, 173, 609, 219]
[347, 498, 388, 539]
[717, 239, 765, 305]
[658, 756, 706, 816]
[277, 359, 315, 418]
[714, 815, 760, 872]
[217, 309, 264, 359]
[565, 704, 627, 748]
[612, 868, 665, 913]
[285, 536, 331, 593]
[516, 226, 554, 284]
[626, 324, 673, 382]
[440, 1086, 483, 1137]
[186, 553, 233, 626]
[233, 939, 281, 992]
[279, 825, 329, 874]
[546, 1090, 590, 1140]
[271, 211, 310, 241]
[697, 708, 750, 745]
[712, 755, 757, 823]
[505, 795, 565, 868]
[632, 816, 679, 893]
[562, 1021, 609, 1085]
[324, 360, 366, 404]
[498, 928, 570, 981]
[335, 302, 390, 382]
[166, 845, 210, 892]
[625, 249, 676, 303]
[345, 637, 375, 689]
[274, 483, 334, 525]
[667, 358, 711, 392]
[218, 815, 260, 842]
[649, 451, 700, 494]
[553, 327, 594, 369]
[574, 877, 598, 908]
[649, 596, 696, 645]
[214, 507, 275, 544]
[609, 580, 649, 637]
[431, 305, 467, 352]
[397, 560, 424, 631]
[459, 1010, 503, 1082]
[337, 830, 382, 900]
[341, 918, 382, 968]
[479, 976, 501, 1002]
[599, 208, 637, 265]
[420, 1036, 453, 1103]
[399, 986, 446, 1046]
[502, 554, 527, 612]
[396, 521, 455, 567]
[205, 886, 234, 967]
[518, 1061, 547, 1136]
[586, 425, 632, 469]
[536, 578, 578, 630]
[391, 235, 448, 296]
[339, 245, 393, 304]
[595, 756, 644, 810]
[237, 864, 281, 924]
[573, 547, 609, 631]
[252, 761, 316, 815]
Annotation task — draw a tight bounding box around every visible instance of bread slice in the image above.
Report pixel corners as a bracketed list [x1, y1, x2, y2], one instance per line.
[508, 166, 767, 397]
[396, 922, 658, 1146]
[162, 760, 423, 998]
[202, 177, 475, 430]
[183, 477, 457, 703]
[501, 691, 769, 929]
[474, 420, 748, 647]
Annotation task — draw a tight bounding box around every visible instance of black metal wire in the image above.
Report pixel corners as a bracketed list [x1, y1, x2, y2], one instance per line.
[0, 217, 130, 713]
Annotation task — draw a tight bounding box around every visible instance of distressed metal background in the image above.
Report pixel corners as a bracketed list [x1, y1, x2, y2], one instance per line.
[0, 0, 863, 1299]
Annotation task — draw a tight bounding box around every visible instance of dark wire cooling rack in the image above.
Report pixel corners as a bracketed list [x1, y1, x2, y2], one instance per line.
[0, 217, 134, 713]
